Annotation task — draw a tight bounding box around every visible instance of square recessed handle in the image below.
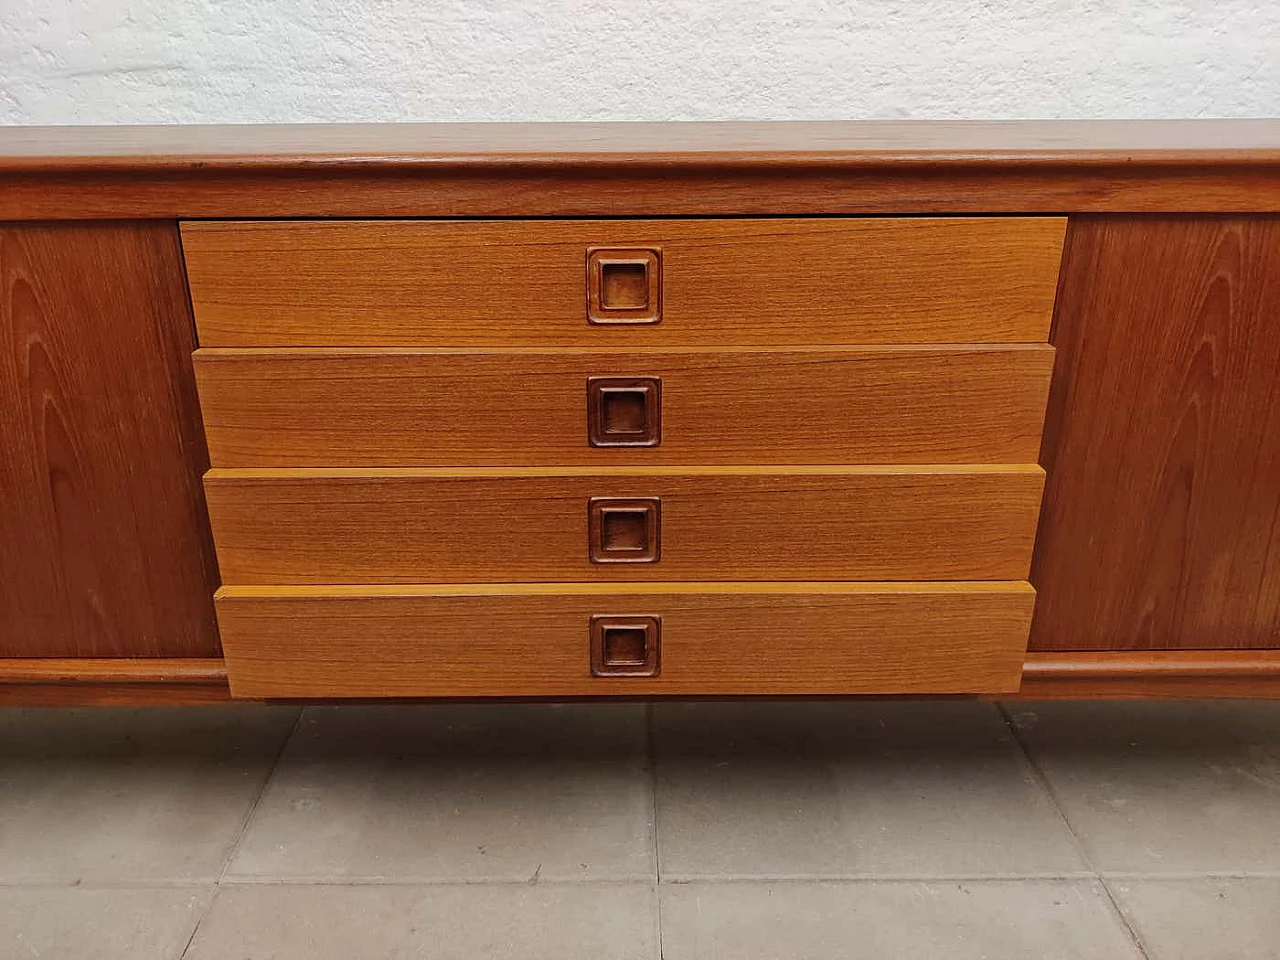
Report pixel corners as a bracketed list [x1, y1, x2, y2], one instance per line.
[587, 248, 662, 325]
[587, 377, 661, 448]
[590, 615, 661, 677]
[589, 497, 661, 564]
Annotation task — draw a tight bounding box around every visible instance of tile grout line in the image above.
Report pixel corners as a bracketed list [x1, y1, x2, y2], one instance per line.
[176, 887, 215, 960]
[994, 704, 1098, 870]
[646, 702, 666, 960]
[178, 706, 305, 960]
[996, 702, 1153, 960]
[1097, 876, 1155, 960]
[13, 868, 1272, 891]
[216, 708, 306, 883]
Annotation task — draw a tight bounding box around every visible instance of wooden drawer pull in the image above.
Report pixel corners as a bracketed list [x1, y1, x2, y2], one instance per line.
[587, 376, 662, 447]
[587, 247, 662, 324]
[588, 497, 661, 564]
[590, 615, 661, 677]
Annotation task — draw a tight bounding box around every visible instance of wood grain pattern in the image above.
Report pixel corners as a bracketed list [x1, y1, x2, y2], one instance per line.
[182, 218, 1065, 347]
[1031, 217, 1280, 651]
[204, 465, 1045, 583]
[0, 222, 221, 657]
[0, 683, 238, 707]
[3, 121, 1280, 218]
[0, 658, 228, 684]
[10, 649, 1280, 704]
[1017, 651, 1280, 700]
[214, 582, 1036, 698]
[193, 346, 1054, 467]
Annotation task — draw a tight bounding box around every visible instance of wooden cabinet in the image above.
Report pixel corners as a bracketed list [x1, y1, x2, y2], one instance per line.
[2, 122, 1279, 702]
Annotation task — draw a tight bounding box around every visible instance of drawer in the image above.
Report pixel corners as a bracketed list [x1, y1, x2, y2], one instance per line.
[214, 582, 1036, 697]
[205, 465, 1045, 583]
[181, 218, 1066, 347]
[193, 346, 1054, 467]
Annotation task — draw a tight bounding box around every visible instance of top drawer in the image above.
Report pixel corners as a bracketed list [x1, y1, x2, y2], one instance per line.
[182, 218, 1065, 347]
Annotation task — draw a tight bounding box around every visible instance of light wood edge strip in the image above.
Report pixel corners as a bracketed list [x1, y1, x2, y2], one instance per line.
[205, 464, 1047, 481]
[0, 658, 229, 685]
[192, 343, 1055, 359]
[215, 581, 1038, 599]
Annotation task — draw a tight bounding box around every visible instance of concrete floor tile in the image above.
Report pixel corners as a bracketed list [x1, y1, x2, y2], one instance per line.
[654, 701, 1084, 878]
[0, 706, 299, 882]
[1110, 877, 1280, 960]
[659, 879, 1141, 960]
[0, 886, 213, 960]
[1009, 701, 1280, 873]
[186, 882, 659, 960]
[227, 704, 655, 882]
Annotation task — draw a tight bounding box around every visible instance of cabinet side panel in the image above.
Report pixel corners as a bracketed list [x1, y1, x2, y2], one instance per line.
[0, 222, 221, 656]
[1031, 216, 1280, 651]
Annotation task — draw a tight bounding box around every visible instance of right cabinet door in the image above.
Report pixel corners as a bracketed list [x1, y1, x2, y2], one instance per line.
[1031, 215, 1280, 651]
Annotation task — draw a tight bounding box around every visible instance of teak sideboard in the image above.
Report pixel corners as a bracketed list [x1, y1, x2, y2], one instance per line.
[2, 121, 1279, 705]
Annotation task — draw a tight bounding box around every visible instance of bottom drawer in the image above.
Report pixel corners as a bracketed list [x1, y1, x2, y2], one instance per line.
[216, 582, 1034, 698]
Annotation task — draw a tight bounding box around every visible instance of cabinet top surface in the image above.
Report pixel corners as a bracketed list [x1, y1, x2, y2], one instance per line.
[4, 121, 1280, 218]
[3, 120, 1280, 170]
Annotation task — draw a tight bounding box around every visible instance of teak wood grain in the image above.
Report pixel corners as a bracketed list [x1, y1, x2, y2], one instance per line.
[193, 346, 1054, 467]
[204, 465, 1045, 584]
[0, 683, 237, 707]
[1017, 651, 1280, 700]
[1031, 216, 1280, 651]
[182, 218, 1066, 347]
[3, 121, 1280, 218]
[0, 222, 221, 658]
[0, 658, 228, 685]
[214, 582, 1036, 698]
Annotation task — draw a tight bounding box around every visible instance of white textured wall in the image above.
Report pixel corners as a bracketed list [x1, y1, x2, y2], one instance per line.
[1, 1, 1277, 124]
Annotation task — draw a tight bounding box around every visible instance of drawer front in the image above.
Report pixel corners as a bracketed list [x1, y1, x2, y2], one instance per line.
[181, 218, 1066, 347]
[215, 583, 1035, 697]
[205, 466, 1045, 583]
[193, 346, 1054, 467]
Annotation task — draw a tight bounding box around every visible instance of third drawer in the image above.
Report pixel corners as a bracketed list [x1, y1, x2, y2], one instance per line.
[204, 465, 1045, 583]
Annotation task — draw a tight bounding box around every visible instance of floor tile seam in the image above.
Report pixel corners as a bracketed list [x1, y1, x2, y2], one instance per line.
[995, 703, 1149, 959]
[657, 871, 1101, 884]
[215, 875, 660, 887]
[1098, 875, 1154, 960]
[1100, 870, 1280, 881]
[0, 879, 219, 889]
[178, 887, 216, 960]
[8, 869, 1273, 891]
[214, 707, 305, 885]
[995, 701, 1102, 874]
[645, 702, 666, 960]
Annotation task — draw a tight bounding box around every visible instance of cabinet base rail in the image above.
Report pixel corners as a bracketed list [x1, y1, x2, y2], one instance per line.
[3, 652, 1280, 705]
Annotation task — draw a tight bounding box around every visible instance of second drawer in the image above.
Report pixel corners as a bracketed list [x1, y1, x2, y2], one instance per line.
[205, 465, 1045, 583]
[193, 346, 1054, 466]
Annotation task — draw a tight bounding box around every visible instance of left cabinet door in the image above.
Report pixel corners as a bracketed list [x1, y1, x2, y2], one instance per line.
[1, 222, 220, 657]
